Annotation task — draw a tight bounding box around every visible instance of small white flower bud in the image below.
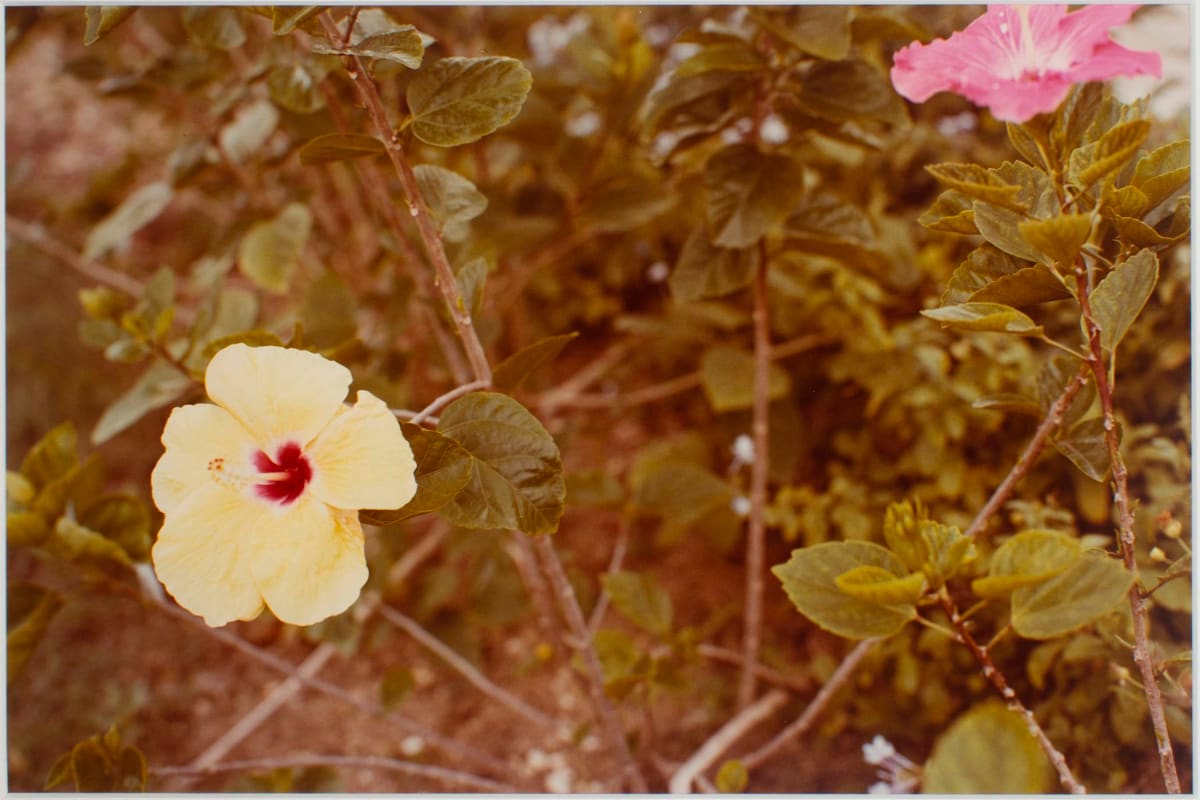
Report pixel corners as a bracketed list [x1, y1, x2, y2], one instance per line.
[760, 113, 789, 145]
[646, 261, 670, 283]
[731, 496, 752, 518]
[731, 434, 756, 465]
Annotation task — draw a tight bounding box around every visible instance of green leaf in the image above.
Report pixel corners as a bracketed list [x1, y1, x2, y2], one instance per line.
[83, 7, 135, 46]
[8, 583, 62, 684]
[917, 520, 975, 589]
[1035, 356, 1094, 427]
[182, 7, 245, 50]
[1089, 249, 1158, 352]
[238, 203, 312, 294]
[924, 701, 1054, 793]
[7, 511, 50, 546]
[705, 144, 806, 248]
[407, 56, 533, 147]
[631, 461, 734, 542]
[1111, 212, 1190, 250]
[924, 163, 1024, 211]
[299, 271, 357, 349]
[454, 257, 488, 318]
[267, 63, 325, 114]
[674, 42, 765, 78]
[1012, 552, 1135, 639]
[1050, 82, 1106, 160]
[969, 266, 1072, 308]
[1132, 139, 1190, 209]
[21, 421, 78, 490]
[1007, 121, 1052, 170]
[92, 360, 192, 445]
[271, 7, 323, 36]
[919, 190, 976, 234]
[772, 541, 917, 639]
[1018, 213, 1092, 267]
[78, 494, 151, 561]
[749, 6, 851, 60]
[699, 346, 791, 412]
[834, 566, 926, 605]
[1054, 417, 1113, 482]
[362, 423, 473, 525]
[313, 26, 426, 69]
[715, 759, 749, 793]
[219, 99, 279, 164]
[794, 59, 907, 126]
[47, 516, 132, 566]
[579, 168, 676, 234]
[601, 571, 673, 637]
[669, 226, 757, 303]
[971, 202, 1040, 263]
[971, 530, 1082, 599]
[435, 393, 565, 535]
[921, 302, 1043, 336]
[492, 332, 579, 393]
[84, 182, 173, 262]
[414, 165, 488, 228]
[380, 666, 416, 710]
[594, 628, 648, 699]
[299, 133, 386, 166]
[1067, 119, 1151, 192]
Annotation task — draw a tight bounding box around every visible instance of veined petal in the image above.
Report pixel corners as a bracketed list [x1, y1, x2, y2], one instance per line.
[205, 344, 352, 448]
[307, 391, 418, 511]
[250, 499, 368, 626]
[151, 403, 259, 514]
[151, 483, 267, 627]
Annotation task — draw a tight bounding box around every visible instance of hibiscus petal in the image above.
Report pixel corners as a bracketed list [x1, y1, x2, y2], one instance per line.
[205, 344, 352, 448]
[1069, 42, 1162, 84]
[151, 483, 267, 627]
[151, 403, 259, 514]
[251, 499, 368, 626]
[307, 391, 418, 511]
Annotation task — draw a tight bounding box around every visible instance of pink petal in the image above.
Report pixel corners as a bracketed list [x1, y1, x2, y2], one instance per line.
[966, 75, 1075, 123]
[1068, 41, 1163, 83]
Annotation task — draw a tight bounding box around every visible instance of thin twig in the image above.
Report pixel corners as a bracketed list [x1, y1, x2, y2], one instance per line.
[696, 645, 813, 694]
[405, 379, 489, 425]
[505, 532, 561, 641]
[1074, 263, 1180, 793]
[533, 536, 648, 792]
[737, 242, 772, 709]
[938, 593, 1086, 793]
[376, 604, 559, 731]
[740, 639, 877, 770]
[150, 753, 515, 793]
[587, 510, 632, 634]
[669, 689, 787, 794]
[963, 362, 1091, 540]
[538, 338, 637, 413]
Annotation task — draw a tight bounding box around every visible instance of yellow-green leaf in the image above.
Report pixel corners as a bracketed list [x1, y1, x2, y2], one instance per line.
[925, 163, 1024, 211]
[182, 7, 245, 50]
[700, 346, 791, 412]
[238, 203, 312, 294]
[1090, 249, 1159, 351]
[715, 759, 749, 793]
[407, 57, 533, 147]
[1132, 139, 1190, 209]
[924, 701, 1054, 793]
[971, 529, 1082, 599]
[674, 42, 765, 78]
[84, 182, 173, 262]
[21, 421, 78, 490]
[92, 360, 193, 445]
[8, 583, 63, 684]
[601, 571, 673, 637]
[669, 226, 757, 303]
[1012, 552, 1134, 639]
[83, 6, 135, 46]
[705, 144, 806, 249]
[971, 202, 1040, 263]
[921, 302, 1043, 336]
[313, 26, 425, 69]
[1018, 213, 1092, 267]
[1053, 417, 1113, 482]
[299, 133, 386, 166]
[835, 565, 926, 605]
[414, 164, 488, 228]
[362, 423, 473, 526]
[492, 332, 579, 393]
[267, 63, 324, 114]
[1068, 119, 1151, 192]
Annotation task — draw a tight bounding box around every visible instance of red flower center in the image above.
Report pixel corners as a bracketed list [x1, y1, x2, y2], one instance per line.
[254, 442, 312, 505]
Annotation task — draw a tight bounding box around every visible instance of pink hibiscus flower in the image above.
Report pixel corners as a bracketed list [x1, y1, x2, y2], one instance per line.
[891, 5, 1162, 123]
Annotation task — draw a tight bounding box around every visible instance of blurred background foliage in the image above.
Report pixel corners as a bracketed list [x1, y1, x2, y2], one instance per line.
[5, 4, 1190, 793]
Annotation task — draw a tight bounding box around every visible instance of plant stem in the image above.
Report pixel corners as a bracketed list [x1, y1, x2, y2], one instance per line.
[963, 362, 1091, 540]
[669, 689, 787, 793]
[587, 509, 632, 634]
[1073, 263, 1180, 793]
[533, 536, 648, 792]
[317, 13, 492, 385]
[737, 242, 772, 709]
[405, 379, 489, 425]
[739, 638, 877, 769]
[938, 593, 1086, 794]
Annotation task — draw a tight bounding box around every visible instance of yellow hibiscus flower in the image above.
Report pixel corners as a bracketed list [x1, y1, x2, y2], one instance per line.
[150, 344, 417, 627]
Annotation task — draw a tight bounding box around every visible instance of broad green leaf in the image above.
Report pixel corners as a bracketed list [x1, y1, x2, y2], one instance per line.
[83, 7, 135, 45]
[1050, 82, 1106, 160]
[1132, 139, 1190, 209]
[699, 346, 792, 412]
[1067, 119, 1151, 191]
[272, 7, 323, 35]
[238, 203, 312, 294]
[380, 666, 416, 710]
[601, 571, 673, 637]
[971, 530, 1082, 599]
[925, 163, 1024, 210]
[46, 729, 147, 792]
[969, 266, 1072, 308]
[669, 226, 757, 303]
[21, 421, 78, 490]
[8, 470, 36, 510]
[918, 520, 974, 589]
[7, 512, 50, 546]
[83, 182, 173, 262]
[918, 190, 976, 234]
[267, 63, 324, 114]
[1007, 121, 1052, 170]
[705, 144, 806, 248]
[631, 461, 733, 537]
[715, 759, 749, 793]
[674, 42, 765, 78]
[219, 99, 279, 164]
[579, 169, 676, 233]
[564, 470, 623, 509]
[749, 6, 850, 60]
[362, 423, 473, 525]
[1035, 356, 1094, 428]
[47, 516, 132, 566]
[921, 302, 1043, 336]
[1018, 213, 1092, 267]
[638, 70, 743, 135]
[594, 628, 648, 698]
[1104, 184, 1150, 219]
[8, 583, 62, 684]
[794, 59, 906, 126]
[492, 332, 579, 392]
[406, 57, 533, 147]
[1111, 213, 1190, 250]
[299, 271, 357, 349]
[834, 565, 926, 605]
[313, 26, 425, 69]
[942, 244, 1024, 305]
[92, 360, 192, 445]
[1012, 552, 1134, 639]
[78, 494, 151, 561]
[182, 7, 245, 50]
[772, 541, 917, 639]
[414, 165, 488, 228]
[924, 701, 1054, 793]
[435, 393, 565, 535]
[1089, 249, 1158, 351]
[298, 133, 386, 166]
[454, 257, 487, 318]
[1054, 417, 1113, 482]
[971, 202, 1040, 263]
